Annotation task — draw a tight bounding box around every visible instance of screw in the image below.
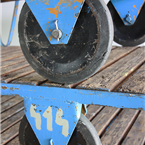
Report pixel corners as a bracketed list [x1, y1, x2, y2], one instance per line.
[51, 20, 62, 41]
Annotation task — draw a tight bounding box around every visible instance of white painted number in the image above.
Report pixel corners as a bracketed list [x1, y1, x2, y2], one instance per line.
[30, 104, 69, 137]
[30, 104, 41, 130]
[55, 108, 69, 137]
[43, 106, 53, 131]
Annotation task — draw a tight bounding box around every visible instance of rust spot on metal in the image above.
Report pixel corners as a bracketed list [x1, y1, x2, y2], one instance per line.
[46, 0, 83, 18]
[133, 5, 137, 9]
[10, 87, 19, 90]
[48, 21, 50, 23]
[74, 15, 77, 19]
[1, 86, 8, 90]
[74, 0, 83, 4]
[133, 15, 136, 20]
[49, 29, 52, 31]
[76, 106, 78, 111]
[46, 6, 60, 18]
[73, 6, 78, 10]
[49, 35, 53, 41]
[14, 5, 18, 17]
[45, 1, 50, 5]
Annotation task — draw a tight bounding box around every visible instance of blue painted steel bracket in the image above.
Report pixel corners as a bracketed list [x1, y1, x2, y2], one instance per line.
[1, 83, 145, 110]
[111, 0, 144, 25]
[26, 0, 85, 44]
[24, 98, 82, 145]
[0, 1, 19, 46]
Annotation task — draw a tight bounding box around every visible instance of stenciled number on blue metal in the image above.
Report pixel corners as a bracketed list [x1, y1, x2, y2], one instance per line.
[30, 104, 69, 137]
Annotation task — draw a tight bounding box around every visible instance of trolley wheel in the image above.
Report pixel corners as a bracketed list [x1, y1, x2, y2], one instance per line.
[19, 114, 102, 145]
[108, 2, 145, 46]
[18, 0, 113, 84]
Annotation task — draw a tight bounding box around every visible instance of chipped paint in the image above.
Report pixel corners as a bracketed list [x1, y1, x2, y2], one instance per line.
[76, 106, 78, 111]
[46, 0, 83, 18]
[74, 0, 83, 4]
[49, 35, 53, 41]
[14, 5, 18, 17]
[45, 1, 50, 5]
[1, 86, 8, 90]
[73, 5, 78, 10]
[133, 5, 137, 9]
[46, 6, 61, 18]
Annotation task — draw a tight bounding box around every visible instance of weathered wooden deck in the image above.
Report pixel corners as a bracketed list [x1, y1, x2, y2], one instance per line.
[1, 46, 145, 145]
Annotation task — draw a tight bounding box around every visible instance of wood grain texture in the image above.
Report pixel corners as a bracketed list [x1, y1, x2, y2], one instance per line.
[121, 111, 145, 145]
[100, 109, 139, 145]
[79, 47, 145, 93]
[118, 64, 145, 94]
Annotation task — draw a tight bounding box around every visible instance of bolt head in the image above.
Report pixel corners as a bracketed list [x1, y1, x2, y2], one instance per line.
[51, 29, 62, 41]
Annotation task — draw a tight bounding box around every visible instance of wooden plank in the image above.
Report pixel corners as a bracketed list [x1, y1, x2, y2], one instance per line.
[79, 47, 145, 93]
[1, 50, 22, 58]
[1, 66, 35, 82]
[1, 54, 24, 62]
[1, 122, 20, 144]
[1, 56, 26, 67]
[121, 111, 145, 145]
[1, 102, 24, 120]
[1, 95, 15, 103]
[6, 136, 19, 145]
[1, 96, 22, 110]
[1, 61, 29, 76]
[1, 46, 20, 54]
[118, 64, 145, 94]
[91, 107, 121, 136]
[100, 109, 139, 145]
[1, 110, 24, 131]
[86, 105, 104, 120]
[12, 72, 45, 85]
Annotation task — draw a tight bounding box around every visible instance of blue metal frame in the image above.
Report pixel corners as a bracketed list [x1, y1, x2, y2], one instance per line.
[1, 82, 145, 144]
[111, 0, 144, 25]
[26, 0, 85, 44]
[0, 1, 19, 46]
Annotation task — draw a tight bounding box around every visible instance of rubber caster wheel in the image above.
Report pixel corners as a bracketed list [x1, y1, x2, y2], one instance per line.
[108, 2, 145, 46]
[19, 0, 113, 84]
[19, 114, 102, 145]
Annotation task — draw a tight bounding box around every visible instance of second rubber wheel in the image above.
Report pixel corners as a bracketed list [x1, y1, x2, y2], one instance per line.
[108, 2, 145, 46]
[19, 0, 113, 84]
[19, 114, 102, 145]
